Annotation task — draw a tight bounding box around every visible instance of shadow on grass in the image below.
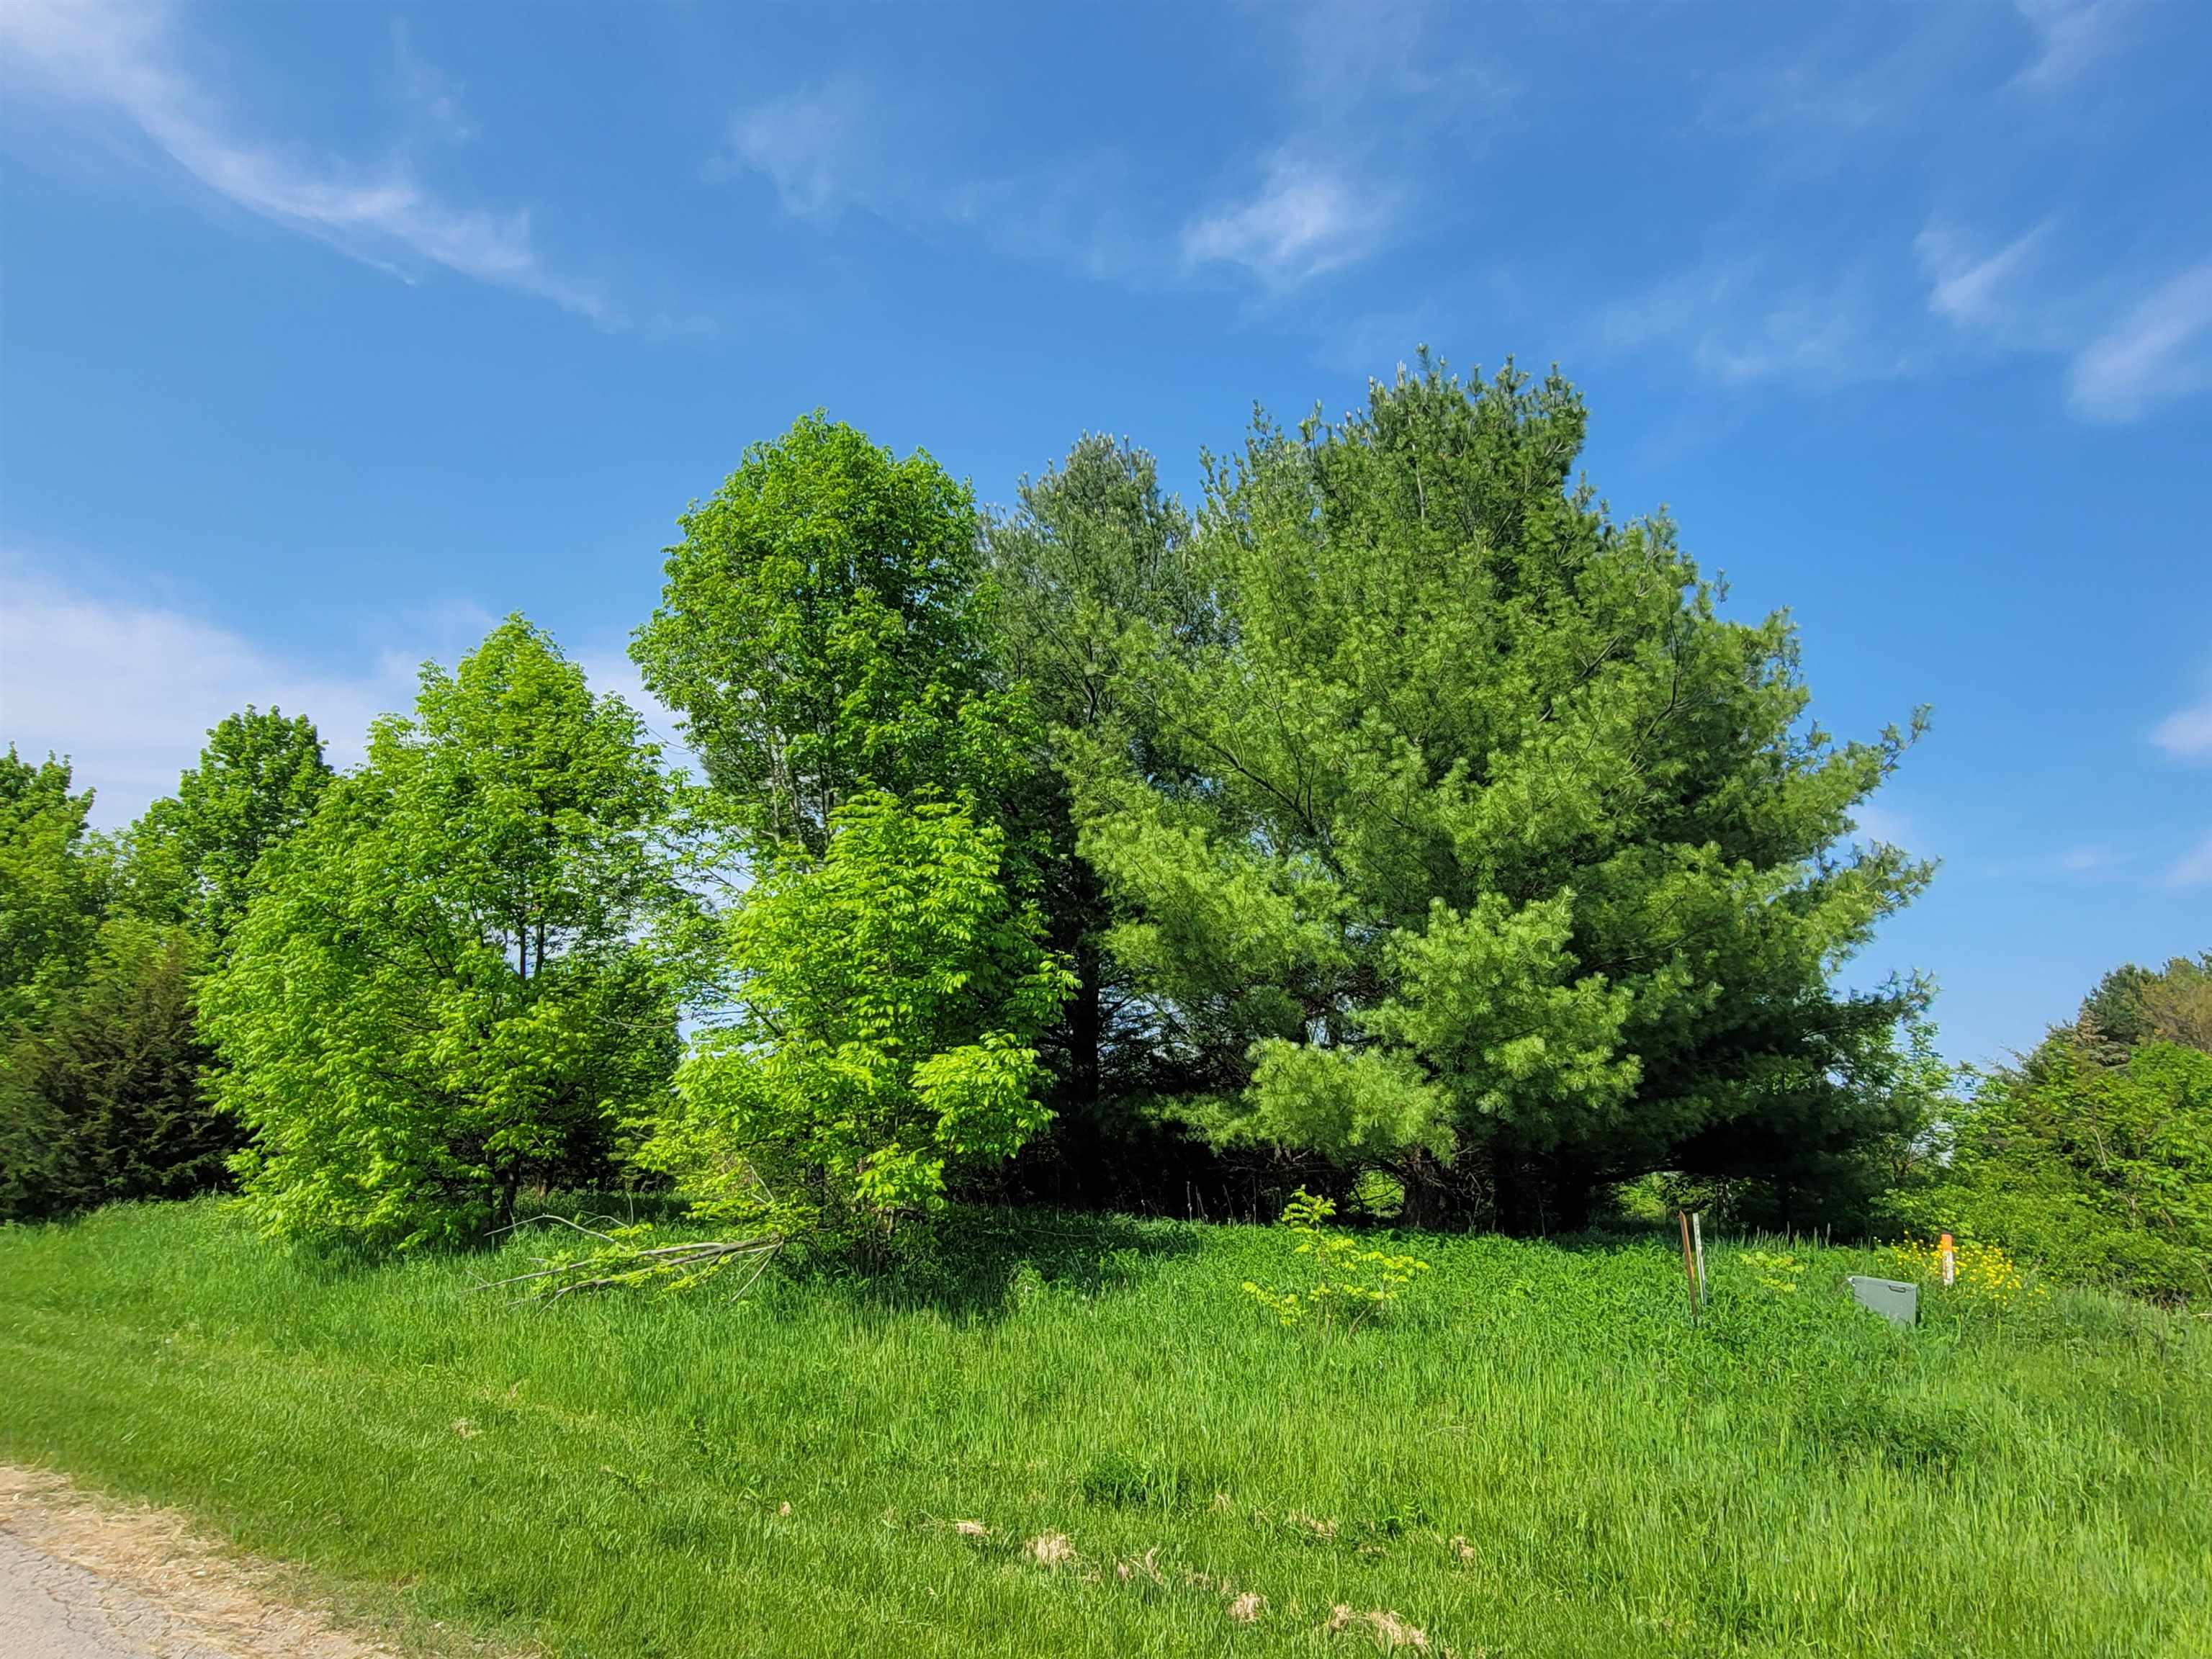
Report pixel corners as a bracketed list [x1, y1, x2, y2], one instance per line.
[792, 1204, 1205, 1326]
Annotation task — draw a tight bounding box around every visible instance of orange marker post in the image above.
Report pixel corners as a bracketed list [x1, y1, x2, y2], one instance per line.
[1938, 1232, 1956, 1288]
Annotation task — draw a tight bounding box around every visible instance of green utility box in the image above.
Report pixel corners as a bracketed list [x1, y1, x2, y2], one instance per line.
[1846, 1274, 1919, 1326]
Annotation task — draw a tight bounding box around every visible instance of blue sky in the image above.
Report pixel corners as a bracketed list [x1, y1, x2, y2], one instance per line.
[1, 0, 2206, 1068]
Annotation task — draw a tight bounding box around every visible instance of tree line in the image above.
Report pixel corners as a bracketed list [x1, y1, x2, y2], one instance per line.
[4, 359, 2204, 1290]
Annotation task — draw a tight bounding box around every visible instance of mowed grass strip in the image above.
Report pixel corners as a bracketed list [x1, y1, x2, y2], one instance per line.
[1, 1200, 2206, 1658]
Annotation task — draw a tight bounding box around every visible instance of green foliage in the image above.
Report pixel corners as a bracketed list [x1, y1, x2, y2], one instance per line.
[645, 792, 1072, 1249]
[1065, 359, 1930, 1228]
[1238, 1188, 1430, 1331]
[202, 617, 700, 1249]
[0, 747, 249, 1222]
[0, 747, 104, 1030]
[2078, 953, 2212, 1056]
[1915, 1038, 2212, 1303]
[983, 437, 1211, 1192]
[632, 413, 1028, 855]
[1735, 1249, 1805, 1295]
[117, 708, 331, 943]
[0, 916, 230, 1220]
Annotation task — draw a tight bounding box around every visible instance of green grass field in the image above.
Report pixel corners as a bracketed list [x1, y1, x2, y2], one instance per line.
[1, 1200, 2206, 1658]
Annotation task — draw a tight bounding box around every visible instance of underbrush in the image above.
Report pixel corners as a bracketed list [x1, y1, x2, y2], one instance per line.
[1, 1199, 2206, 1657]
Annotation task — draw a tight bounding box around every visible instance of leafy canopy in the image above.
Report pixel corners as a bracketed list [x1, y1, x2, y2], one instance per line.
[203, 617, 701, 1249]
[120, 709, 331, 944]
[0, 747, 104, 1030]
[644, 791, 1072, 1249]
[1925, 1040, 2212, 1303]
[633, 413, 1028, 855]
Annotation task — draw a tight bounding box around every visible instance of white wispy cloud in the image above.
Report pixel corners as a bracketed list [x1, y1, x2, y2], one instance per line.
[719, 76, 1145, 283]
[2154, 680, 2212, 762]
[1595, 258, 1909, 390]
[1179, 153, 1399, 290]
[1917, 222, 2056, 337]
[723, 73, 877, 223]
[1917, 220, 2212, 422]
[2011, 0, 2130, 89]
[2170, 832, 2212, 888]
[714, 2, 1500, 302]
[0, 565, 680, 829]
[2068, 261, 2212, 421]
[0, 0, 609, 323]
[390, 19, 474, 148]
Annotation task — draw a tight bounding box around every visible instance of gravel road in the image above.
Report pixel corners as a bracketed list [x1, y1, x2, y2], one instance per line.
[0, 1527, 232, 1658]
[0, 1465, 393, 1659]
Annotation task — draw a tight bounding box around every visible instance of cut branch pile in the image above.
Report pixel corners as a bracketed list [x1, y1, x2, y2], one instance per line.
[475, 1214, 782, 1302]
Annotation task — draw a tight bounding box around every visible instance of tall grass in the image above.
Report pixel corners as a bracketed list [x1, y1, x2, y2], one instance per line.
[1, 1199, 2206, 1657]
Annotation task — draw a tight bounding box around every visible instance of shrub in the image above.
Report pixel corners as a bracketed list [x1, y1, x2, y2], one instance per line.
[1910, 1040, 2212, 1303]
[643, 792, 1072, 1253]
[1238, 1189, 1431, 1333]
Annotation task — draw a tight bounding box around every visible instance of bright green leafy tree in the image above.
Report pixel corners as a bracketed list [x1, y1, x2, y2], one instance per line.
[203, 618, 702, 1248]
[120, 709, 331, 944]
[0, 748, 105, 1030]
[631, 413, 1028, 856]
[1066, 360, 1931, 1229]
[644, 791, 1072, 1251]
[1924, 1038, 2212, 1303]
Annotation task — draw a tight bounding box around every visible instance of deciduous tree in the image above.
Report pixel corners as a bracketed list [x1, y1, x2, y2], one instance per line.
[632, 414, 1028, 855]
[203, 618, 702, 1248]
[120, 709, 331, 944]
[644, 792, 1071, 1251]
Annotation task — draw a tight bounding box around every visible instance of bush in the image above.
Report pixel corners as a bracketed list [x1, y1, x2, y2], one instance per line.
[1912, 1040, 2212, 1303]
[642, 792, 1072, 1253]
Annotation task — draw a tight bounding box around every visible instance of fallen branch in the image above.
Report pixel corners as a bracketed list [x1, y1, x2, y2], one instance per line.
[474, 1215, 782, 1302]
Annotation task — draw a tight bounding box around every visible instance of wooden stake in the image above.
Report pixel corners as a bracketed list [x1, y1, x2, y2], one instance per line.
[1677, 1210, 1700, 1322]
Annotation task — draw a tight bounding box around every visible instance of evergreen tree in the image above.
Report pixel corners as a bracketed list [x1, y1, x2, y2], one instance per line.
[1065, 360, 1930, 1229]
[984, 436, 1215, 1198]
[0, 918, 227, 1221]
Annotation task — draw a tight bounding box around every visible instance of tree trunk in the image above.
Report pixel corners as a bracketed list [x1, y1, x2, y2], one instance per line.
[1069, 940, 1103, 1113]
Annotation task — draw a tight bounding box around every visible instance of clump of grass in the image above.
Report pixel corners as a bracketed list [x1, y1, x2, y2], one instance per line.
[0, 1198, 2206, 1658]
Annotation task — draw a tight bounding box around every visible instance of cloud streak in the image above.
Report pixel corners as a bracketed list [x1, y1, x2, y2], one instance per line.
[0, 0, 610, 322]
[2069, 262, 2212, 421]
[2171, 832, 2212, 889]
[2154, 681, 2212, 762]
[2011, 0, 2130, 89]
[1595, 258, 1909, 391]
[1917, 222, 2212, 422]
[1179, 153, 1399, 289]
